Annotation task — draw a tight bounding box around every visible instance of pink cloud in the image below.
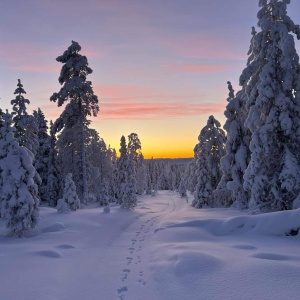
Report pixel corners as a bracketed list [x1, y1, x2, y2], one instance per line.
[165, 63, 229, 74]
[95, 85, 150, 98]
[13, 64, 60, 73]
[91, 84, 225, 120]
[159, 36, 247, 61]
[1, 42, 104, 74]
[80, 45, 105, 59]
[1, 42, 55, 63]
[98, 101, 224, 120]
[30, 85, 225, 122]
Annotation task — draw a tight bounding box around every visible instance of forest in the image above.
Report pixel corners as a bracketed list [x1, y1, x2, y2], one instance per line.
[1, 0, 300, 237]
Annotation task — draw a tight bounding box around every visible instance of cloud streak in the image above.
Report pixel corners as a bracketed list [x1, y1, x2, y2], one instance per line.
[92, 84, 225, 120]
[165, 63, 229, 74]
[13, 64, 60, 73]
[99, 101, 224, 120]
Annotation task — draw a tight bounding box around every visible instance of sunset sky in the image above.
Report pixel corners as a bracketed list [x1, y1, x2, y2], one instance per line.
[1, 0, 300, 158]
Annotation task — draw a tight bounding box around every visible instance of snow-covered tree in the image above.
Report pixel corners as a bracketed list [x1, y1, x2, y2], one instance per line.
[11, 79, 30, 146]
[24, 115, 39, 156]
[145, 157, 159, 195]
[115, 135, 137, 209]
[158, 162, 171, 190]
[10, 80, 38, 155]
[193, 116, 226, 208]
[57, 173, 80, 212]
[87, 132, 115, 205]
[187, 144, 200, 193]
[50, 40, 99, 205]
[136, 153, 147, 195]
[121, 148, 137, 209]
[116, 136, 128, 204]
[240, 0, 300, 212]
[46, 121, 60, 207]
[0, 111, 39, 236]
[179, 169, 188, 198]
[33, 108, 50, 202]
[127, 133, 144, 195]
[217, 81, 251, 208]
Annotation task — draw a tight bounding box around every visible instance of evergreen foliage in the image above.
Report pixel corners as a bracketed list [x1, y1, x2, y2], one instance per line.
[57, 173, 80, 213]
[240, 0, 300, 212]
[217, 82, 251, 208]
[193, 116, 226, 208]
[50, 41, 99, 204]
[0, 111, 39, 236]
[11, 79, 30, 147]
[46, 121, 60, 207]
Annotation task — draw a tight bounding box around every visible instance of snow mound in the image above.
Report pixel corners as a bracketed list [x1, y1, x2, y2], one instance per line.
[165, 208, 300, 236]
[42, 222, 66, 233]
[251, 252, 298, 261]
[103, 206, 110, 213]
[174, 251, 222, 276]
[57, 244, 75, 249]
[232, 244, 257, 250]
[35, 250, 62, 258]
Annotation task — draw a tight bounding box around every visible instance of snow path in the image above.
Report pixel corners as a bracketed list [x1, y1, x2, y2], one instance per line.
[1, 191, 300, 300]
[115, 192, 186, 300]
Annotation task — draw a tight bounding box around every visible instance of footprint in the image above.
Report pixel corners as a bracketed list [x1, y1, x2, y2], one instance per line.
[121, 269, 130, 282]
[117, 286, 128, 294]
[126, 257, 133, 265]
[154, 228, 162, 234]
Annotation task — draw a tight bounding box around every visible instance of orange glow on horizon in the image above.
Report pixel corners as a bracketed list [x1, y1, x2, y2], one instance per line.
[143, 151, 193, 159]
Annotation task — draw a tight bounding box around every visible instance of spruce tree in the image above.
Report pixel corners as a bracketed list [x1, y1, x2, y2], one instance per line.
[187, 144, 200, 193]
[0, 111, 39, 236]
[33, 108, 50, 202]
[50, 41, 99, 205]
[121, 151, 137, 209]
[217, 82, 251, 208]
[116, 136, 128, 205]
[240, 0, 300, 212]
[46, 121, 60, 207]
[57, 173, 80, 213]
[11, 79, 30, 146]
[136, 153, 147, 195]
[193, 116, 226, 208]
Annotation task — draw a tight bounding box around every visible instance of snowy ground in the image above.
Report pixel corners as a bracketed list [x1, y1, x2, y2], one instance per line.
[1, 191, 300, 300]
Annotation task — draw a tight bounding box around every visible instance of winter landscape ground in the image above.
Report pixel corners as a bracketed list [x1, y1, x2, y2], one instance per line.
[1, 191, 299, 300]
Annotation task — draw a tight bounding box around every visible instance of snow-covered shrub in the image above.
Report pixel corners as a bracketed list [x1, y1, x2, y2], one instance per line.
[57, 173, 80, 212]
[103, 206, 110, 213]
